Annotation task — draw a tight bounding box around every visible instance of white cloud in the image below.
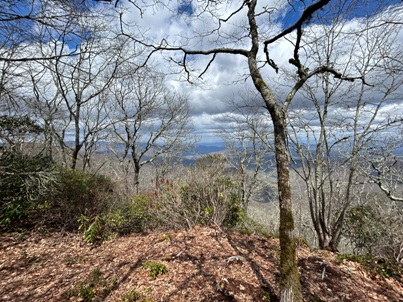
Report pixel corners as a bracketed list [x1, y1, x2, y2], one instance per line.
[4, 0, 402, 146]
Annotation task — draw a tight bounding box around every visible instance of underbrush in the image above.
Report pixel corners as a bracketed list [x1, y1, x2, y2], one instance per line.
[146, 155, 247, 231]
[336, 253, 403, 280]
[3, 155, 401, 279]
[1, 154, 263, 245]
[0, 154, 57, 230]
[0, 162, 149, 238]
[77, 195, 151, 244]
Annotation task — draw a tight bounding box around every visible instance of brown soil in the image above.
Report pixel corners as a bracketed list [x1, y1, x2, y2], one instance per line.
[1, 226, 402, 302]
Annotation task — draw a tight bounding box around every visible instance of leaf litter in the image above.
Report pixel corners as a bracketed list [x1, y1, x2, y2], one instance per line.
[0, 226, 402, 301]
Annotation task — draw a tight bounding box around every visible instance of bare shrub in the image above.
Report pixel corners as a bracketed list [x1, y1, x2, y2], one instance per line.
[148, 155, 243, 230]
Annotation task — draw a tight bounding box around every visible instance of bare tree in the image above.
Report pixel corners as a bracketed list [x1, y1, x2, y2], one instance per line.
[220, 105, 275, 210]
[108, 68, 191, 194]
[0, 115, 43, 156]
[363, 126, 403, 202]
[118, 1, 384, 299]
[0, 0, 114, 62]
[40, 18, 127, 169]
[150, 146, 194, 191]
[288, 14, 403, 252]
[0, 0, 128, 169]
[23, 63, 65, 160]
[0, 47, 26, 114]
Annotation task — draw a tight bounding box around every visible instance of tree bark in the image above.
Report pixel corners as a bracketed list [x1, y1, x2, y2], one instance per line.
[274, 119, 303, 302]
[247, 42, 303, 302]
[71, 113, 81, 170]
[133, 159, 140, 194]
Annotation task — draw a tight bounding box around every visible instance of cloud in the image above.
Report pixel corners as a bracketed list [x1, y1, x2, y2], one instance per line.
[3, 1, 402, 146]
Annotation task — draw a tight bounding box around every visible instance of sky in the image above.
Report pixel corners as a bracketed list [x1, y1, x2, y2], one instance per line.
[1, 0, 402, 147]
[108, 0, 403, 145]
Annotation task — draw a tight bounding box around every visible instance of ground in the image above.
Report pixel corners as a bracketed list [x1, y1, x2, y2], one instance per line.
[1, 226, 402, 302]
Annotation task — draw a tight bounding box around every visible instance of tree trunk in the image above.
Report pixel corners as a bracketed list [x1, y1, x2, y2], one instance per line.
[133, 161, 140, 194]
[274, 120, 303, 302]
[71, 148, 79, 170]
[71, 106, 81, 170]
[248, 59, 302, 302]
[246, 1, 303, 298]
[318, 232, 334, 251]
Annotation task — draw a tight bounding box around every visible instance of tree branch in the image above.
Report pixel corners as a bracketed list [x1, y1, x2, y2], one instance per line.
[370, 161, 403, 202]
[263, 0, 330, 71]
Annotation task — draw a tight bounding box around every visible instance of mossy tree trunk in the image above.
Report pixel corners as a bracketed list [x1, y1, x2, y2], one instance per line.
[274, 121, 302, 301]
[247, 1, 303, 300]
[145, 0, 336, 300]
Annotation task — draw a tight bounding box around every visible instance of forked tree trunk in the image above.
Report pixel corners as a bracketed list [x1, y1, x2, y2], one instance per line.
[248, 53, 303, 302]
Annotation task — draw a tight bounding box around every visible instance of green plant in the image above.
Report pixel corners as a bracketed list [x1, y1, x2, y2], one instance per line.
[51, 168, 116, 230]
[120, 289, 142, 302]
[336, 253, 402, 279]
[336, 253, 367, 265]
[119, 288, 154, 302]
[62, 283, 95, 301]
[84, 216, 104, 244]
[0, 202, 24, 227]
[79, 284, 96, 301]
[161, 233, 171, 241]
[129, 195, 151, 231]
[103, 210, 125, 231]
[260, 290, 270, 301]
[64, 255, 84, 266]
[91, 268, 102, 283]
[78, 214, 104, 244]
[344, 204, 387, 256]
[143, 261, 167, 278]
[78, 203, 149, 244]
[0, 152, 57, 230]
[230, 211, 272, 238]
[78, 214, 90, 230]
[61, 268, 117, 301]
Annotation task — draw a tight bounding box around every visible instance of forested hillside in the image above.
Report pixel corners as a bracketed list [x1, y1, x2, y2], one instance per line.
[1, 1, 402, 301]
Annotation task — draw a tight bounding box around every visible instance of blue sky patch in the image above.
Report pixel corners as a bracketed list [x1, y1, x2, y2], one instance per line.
[280, 0, 402, 29]
[178, 1, 193, 16]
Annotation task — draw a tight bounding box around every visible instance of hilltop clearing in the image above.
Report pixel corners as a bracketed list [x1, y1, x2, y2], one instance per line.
[1, 227, 402, 302]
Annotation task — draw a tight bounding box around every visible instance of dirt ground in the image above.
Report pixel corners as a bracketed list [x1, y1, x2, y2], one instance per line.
[1, 226, 402, 302]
